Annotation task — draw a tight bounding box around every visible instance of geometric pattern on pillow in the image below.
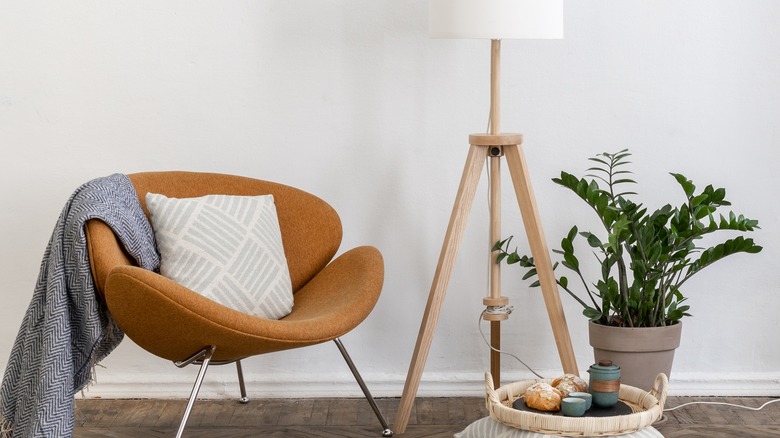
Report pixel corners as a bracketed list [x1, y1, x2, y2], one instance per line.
[145, 193, 293, 320]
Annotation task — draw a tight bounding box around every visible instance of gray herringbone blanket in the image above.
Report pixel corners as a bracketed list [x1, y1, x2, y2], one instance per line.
[0, 174, 160, 437]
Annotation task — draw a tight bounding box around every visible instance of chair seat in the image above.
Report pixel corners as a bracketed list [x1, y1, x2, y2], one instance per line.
[105, 245, 383, 362]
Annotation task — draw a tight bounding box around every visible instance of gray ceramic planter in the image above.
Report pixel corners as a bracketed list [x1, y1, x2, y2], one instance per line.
[588, 321, 682, 391]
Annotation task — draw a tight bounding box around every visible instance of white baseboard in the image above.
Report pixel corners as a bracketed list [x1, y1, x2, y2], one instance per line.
[78, 369, 780, 399]
[663, 372, 780, 396]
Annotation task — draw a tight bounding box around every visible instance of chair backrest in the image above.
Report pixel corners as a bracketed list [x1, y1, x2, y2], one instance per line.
[124, 171, 343, 293]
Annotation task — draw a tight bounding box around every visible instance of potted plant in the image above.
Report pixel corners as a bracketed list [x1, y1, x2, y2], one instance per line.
[494, 149, 762, 389]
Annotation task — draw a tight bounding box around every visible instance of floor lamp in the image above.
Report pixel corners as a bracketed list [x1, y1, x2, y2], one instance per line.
[395, 0, 578, 434]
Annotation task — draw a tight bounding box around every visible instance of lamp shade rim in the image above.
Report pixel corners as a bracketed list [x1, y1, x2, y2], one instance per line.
[429, 0, 564, 40]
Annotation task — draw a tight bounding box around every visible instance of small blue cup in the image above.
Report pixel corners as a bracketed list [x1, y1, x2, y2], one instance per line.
[568, 391, 592, 410]
[561, 397, 587, 417]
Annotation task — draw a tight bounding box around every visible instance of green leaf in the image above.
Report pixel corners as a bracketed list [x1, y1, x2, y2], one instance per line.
[583, 307, 602, 320]
[522, 268, 538, 280]
[596, 194, 609, 215]
[576, 179, 589, 199]
[567, 226, 578, 242]
[693, 205, 709, 220]
[586, 167, 611, 175]
[671, 173, 695, 198]
[582, 232, 602, 248]
[561, 236, 574, 254]
[691, 193, 709, 207]
[713, 188, 726, 203]
[612, 149, 631, 160]
[563, 252, 580, 271]
[587, 157, 610, 167]
[492, 239, 507, 251]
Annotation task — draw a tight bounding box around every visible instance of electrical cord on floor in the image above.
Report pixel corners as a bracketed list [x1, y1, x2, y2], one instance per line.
[478, 309, 545, 379]
[664, 398, 780, 412]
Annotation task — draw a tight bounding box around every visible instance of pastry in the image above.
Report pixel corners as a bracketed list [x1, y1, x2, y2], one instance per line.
[553, 381, 579, 398]
[524, 382, 562, 412]
[552, 373, 589, 398]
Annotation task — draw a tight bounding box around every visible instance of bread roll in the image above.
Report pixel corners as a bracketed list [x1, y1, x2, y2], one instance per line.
[523, 382, 562, 412]
[552, 373, 589, 397]
[553, 381, 578, 398]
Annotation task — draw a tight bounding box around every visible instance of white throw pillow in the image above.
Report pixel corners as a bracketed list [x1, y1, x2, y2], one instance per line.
[146, 192, 293, 319]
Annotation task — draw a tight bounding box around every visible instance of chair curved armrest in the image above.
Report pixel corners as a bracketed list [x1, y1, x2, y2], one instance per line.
[85, 219, 134, 299]
[285, 245, 384, 330]
[104, 246, 384, 362]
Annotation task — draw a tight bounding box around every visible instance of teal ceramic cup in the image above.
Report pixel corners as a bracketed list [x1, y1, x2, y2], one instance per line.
[561, 397, 587, 417]
[587, 360, 621, 408]
[568, 391, 592, 410]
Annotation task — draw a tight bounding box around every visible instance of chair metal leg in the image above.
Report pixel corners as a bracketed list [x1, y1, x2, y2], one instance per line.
[236, 360, 250, 404]
[173, 345, 216, 438]
[334, 338, 394, 437]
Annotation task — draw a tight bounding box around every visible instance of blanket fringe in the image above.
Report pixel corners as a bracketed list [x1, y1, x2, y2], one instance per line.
[1, 416, 13, 437]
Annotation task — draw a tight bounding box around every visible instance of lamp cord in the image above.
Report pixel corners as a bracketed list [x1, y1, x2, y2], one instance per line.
[478, 309, 545, 379]
[664, 398, 780, 412]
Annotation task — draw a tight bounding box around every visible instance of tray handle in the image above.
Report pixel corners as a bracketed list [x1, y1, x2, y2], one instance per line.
[485, 372, 500, 413]
[649, 373, 669, 410]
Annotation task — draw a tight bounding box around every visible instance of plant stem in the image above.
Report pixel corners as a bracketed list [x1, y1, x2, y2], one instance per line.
[615, 249, 633, 327]
[575, 266, 602, 311]
[559, 282, 595, 311]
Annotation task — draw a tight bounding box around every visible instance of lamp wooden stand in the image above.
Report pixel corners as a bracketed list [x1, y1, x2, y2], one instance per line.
[394, 40, 579, 435]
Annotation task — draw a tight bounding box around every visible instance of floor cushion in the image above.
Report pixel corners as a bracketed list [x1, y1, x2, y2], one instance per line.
[455, 416, 664, 437]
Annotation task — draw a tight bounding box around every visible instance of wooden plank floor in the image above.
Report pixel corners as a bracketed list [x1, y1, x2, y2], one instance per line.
[75, 396, 780, 437]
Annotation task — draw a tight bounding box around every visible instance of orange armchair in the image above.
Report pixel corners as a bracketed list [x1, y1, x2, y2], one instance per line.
[85, 171, 392, 437]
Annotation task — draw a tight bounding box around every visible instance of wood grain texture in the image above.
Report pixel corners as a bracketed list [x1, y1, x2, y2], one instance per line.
[395, 144, 487, 433]
[504, 144, 579, 376]
[75, 396, 780, 437]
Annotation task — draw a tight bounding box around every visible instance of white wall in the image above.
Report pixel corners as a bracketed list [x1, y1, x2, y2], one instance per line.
[1, 0, 779, 399]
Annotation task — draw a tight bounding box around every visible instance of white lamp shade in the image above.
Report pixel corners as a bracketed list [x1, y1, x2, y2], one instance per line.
[429, 0, 563, 39]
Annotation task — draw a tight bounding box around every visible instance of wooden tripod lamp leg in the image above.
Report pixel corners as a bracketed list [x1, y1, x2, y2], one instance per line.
[394, 144, 487, 434]
[503, 144, 579, 375]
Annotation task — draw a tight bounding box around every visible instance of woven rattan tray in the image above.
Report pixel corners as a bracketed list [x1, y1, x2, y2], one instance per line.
[485, 373, 668, 437]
